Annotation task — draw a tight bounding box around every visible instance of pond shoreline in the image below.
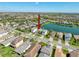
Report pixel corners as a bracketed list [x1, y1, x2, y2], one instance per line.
[42, 23, 79, 35]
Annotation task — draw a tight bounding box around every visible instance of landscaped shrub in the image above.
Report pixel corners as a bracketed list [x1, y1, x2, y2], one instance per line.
[69, 37, 79, 46]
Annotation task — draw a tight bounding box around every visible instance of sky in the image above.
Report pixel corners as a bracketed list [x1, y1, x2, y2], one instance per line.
[0, 2, 79, 13]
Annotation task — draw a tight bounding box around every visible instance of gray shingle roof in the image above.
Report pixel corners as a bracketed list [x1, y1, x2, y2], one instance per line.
[11, 37, 22, 45]
[38, 52, 50, 57]
[15, 41, 31, 54]
[1, 36, 17, 46]
[40, 45, 52, 55]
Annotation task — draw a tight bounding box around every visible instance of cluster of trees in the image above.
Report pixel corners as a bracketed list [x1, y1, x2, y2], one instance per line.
[69, 36, 79, 46]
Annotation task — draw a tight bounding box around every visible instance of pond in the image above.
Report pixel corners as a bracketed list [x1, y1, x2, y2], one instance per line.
[42, 23, 79, 35]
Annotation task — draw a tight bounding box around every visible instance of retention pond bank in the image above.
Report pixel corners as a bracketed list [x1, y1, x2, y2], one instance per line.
[42, 23, 79, 35]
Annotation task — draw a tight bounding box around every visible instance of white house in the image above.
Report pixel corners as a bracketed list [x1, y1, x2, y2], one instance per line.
[65, 33, 72, 41]
[31, 27, 38, 33]
[42, 29, 48, 35]
[74, 35, 79, 40]
[0, 32, 8, 37]
[57, 32, 63, 39]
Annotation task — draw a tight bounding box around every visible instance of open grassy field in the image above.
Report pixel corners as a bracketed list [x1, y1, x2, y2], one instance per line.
[0, 45, 19, 57]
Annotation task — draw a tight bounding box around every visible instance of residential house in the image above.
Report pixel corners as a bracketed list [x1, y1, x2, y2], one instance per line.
[57, 32, 63, 39]
[65, 33, 72, 46]
[65, 33, 72, 41]
[69, 49, 79, 57]
[55, 39, 65, 57]
[0, 32, 8, 37]
[0, 33, 13, 43]
[40, 45, 53, 56]
[38, 52, 50, 57]
[42, 29, 48, 35]
[24, 43, 41, 57]
[11, 37, 23, 48]
[74, 35, 79, 40]
[1, 36, 17, 47]
[31, 27, 37, 33]
[55, 48, 65, 57]
[15, 41, 31, 54]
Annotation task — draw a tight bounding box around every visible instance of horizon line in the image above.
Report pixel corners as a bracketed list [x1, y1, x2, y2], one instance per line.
[0, 11, 79, 13]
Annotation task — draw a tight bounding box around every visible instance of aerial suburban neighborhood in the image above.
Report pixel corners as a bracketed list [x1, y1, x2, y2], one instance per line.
[0, 12, 79, 57]
[0, 2, 79, 57]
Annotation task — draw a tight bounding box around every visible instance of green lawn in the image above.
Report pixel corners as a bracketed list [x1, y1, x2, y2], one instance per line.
[69, 37, 79, 48]
[40, 42, 48, 46]
[0, 45, 19, 57]
[62, 48, 69, 54]
[30, 39, 37, 43]
[69, 44, 79, 48]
